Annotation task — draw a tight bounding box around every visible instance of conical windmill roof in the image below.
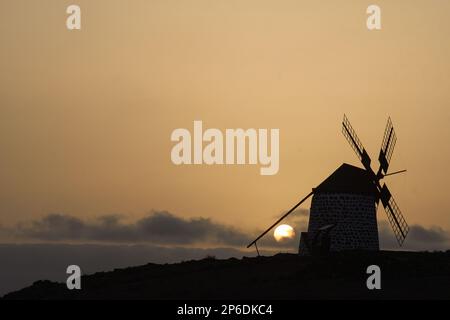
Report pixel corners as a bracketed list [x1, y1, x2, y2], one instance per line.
[314, 163, 378, 195]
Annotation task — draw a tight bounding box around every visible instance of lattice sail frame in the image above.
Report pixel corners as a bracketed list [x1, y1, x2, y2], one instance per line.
[383, 192, 409, 246]
[342, 114, 364, 160]
[379, 117, 397, 174]
[342, 115, 409, 247]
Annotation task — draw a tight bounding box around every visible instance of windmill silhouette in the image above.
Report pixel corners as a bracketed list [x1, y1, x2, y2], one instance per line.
[247, 115, 409, 255]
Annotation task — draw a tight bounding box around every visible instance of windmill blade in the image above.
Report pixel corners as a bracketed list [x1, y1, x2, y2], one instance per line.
[246, 190, 314, 249]
[342, 114, 372, 171]
[380, 184, 409, 246]
[384, 197, 409, 246]
[378, 117, 397, 174]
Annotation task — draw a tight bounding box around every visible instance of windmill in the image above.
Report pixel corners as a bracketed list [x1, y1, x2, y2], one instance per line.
[247, 115, 408, 255]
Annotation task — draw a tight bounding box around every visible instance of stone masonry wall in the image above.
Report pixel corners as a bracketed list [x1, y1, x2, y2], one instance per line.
[303, 192, 379, 252]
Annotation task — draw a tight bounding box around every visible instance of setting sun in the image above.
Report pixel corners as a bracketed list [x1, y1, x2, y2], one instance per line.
[274, 224, 295, 242]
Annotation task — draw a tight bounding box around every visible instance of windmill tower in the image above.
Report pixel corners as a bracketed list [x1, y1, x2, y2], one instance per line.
[247, 115, 409, 255]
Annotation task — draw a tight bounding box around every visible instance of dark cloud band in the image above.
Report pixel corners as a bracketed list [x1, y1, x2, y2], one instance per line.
[2, 211, 449, 252]
[12, 211, 252, 246]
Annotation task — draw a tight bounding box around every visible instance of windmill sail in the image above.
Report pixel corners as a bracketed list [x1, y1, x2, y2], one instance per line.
[380, 184, 409, 246]
[342, 115, 372, 172]
[378, 117, 397, 174]
[342, 115, 408, 247]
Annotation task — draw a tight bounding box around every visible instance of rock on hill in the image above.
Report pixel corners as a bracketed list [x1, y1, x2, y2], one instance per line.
[2, 250, 450, 299]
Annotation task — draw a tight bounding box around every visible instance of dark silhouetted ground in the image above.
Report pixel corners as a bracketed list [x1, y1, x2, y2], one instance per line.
[2, 250, 450, 300]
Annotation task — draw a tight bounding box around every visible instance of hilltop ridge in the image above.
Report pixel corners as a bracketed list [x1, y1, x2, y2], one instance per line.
[3, 250, 450, 300]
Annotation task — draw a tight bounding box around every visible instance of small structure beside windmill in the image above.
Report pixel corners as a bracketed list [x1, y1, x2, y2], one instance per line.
[248, 115, 409, 255]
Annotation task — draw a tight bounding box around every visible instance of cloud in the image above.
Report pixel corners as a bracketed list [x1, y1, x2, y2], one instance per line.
[4, 209, 449, 252]
[284, 209, 309, 229]
[0, 210, 306, 251]
[11, 211, 252, 246]
[378, 221, 450, 251]
[409, 225, 449, 243]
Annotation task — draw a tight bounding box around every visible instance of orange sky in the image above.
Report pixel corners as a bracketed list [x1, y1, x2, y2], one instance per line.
[0, 0, 449, 238]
